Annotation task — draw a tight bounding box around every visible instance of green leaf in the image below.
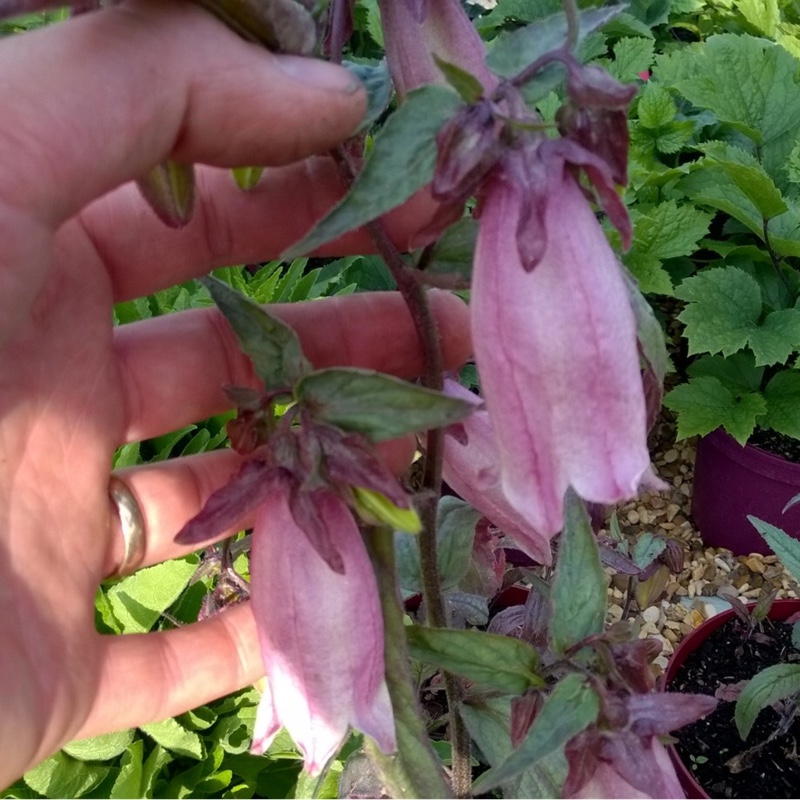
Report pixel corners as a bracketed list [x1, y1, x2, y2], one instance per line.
[763, 370, 800, 438]
[140, 718, 204, 760]
[670, 34, 800, 147]
[793, 620, 800, 651]
[460, 697, 568, 799]
[344, 59, 392, 132]
[663, 376, 766, 444]
[24, 753, 109, 799]
[624, 274, 668, 386]
[550, 490, 606, 655]
[425, 216, 477, 279]
[632, 532, 667, 569]
[141, 744, 171, 797]
[637, 84, 677, 129]
[676, 267, 760, 357]
[735, 663, 800, 740]
[201, 276, 311, 391]
[282, 85, 462, 259]
[433, 55, 486, 103]
[687, 352, 764, 394]
[293, 761, 344, 800]
[697, 143, 788, 220]
[623, 201, 711, 295]
[63, 729, 136, 761]
[107, 556, 198, 633]
[110, 739, 144, 800]
[749, 308, 800, 365]
[231, 167, 264, 192]
[737, 0, 779, 37]
[295, 368, 472, 441]
[396, 496, 481, 593]
[471, 675, 600, 794]
[748, 516, 800, 584]
[406, 626, 542, 695]
[608, 36, 654, 82]
[486, 6, 625, 78]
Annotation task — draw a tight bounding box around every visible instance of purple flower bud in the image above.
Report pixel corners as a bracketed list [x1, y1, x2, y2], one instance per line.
[378, 0, 496, 99]
[250, 487, 395, 774]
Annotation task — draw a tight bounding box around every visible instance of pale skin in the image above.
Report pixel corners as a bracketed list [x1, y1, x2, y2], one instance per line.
[0, 0, 471, 786]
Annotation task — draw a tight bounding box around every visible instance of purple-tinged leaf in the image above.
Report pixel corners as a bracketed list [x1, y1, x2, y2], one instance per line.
[627, 693, 718, 737]
[202, 276, 311, 392]
[289, 487, 345, 574]
[752, 586, 778, 623]
[598, 543, 640, 575]
[522, 585, 552, 650]
[175, 459, 279, 545]
[296, 367, 472, 441]
[487, 605, 526, 638]
[783, 492, 800, 514]
[563, 731, 600, 798]
[609, 639, 661, 693]
[472, 674, 599, 794]
[511, 692, 544, 749]
[716, 681, 748, 702]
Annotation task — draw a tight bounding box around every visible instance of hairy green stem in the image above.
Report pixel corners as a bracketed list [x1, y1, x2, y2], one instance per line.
[366, 528, 452, 799]
[334, 144, 472, 797]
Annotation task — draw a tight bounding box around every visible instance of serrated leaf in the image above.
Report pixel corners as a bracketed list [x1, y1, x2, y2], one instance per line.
[623, 253, 674, 295]
[406, 626, 542, 694]
[24, 753, 108, 799]
[602, 10, 655, 38]
[142, 744, 171, 797]
[748, 515, 800, 583]
[471, 675, 599, 794]
[670, 34, 800, 147]
[609, 36, 654, 82]
[749, 308, 800, 365]
[63, 729, 136, 762]
[110, 739, 144, 800]
[201, 276, 311, 391]
[637, 84, 677, 129]
[460, 697, 568, 799]
[676, 266, 761, 357]
[738, 0, 779, 37]
[141, 719, 204, 760]
[107, 557, 198, 633]
[735, 663, 800, 740]
[550, 490, 606, 654]
[283, 85, 462, 259]
[663, 376, 766, 444]
[295, 368, 472, 441]
[687, 352, 764, 394]
[627, 200, 712, 264]
[764, 370, 800, 438]
[344, 59, 392, 132]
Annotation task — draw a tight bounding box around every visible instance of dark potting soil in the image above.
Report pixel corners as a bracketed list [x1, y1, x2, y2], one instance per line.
[669, 616, 800, 798]
[749, 428, 800, 464]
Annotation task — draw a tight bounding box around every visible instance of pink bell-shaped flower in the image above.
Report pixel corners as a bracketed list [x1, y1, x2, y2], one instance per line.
[249, 485, 396, 775]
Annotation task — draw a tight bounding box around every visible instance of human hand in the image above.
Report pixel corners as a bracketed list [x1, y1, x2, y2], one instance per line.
[0, 1, 470, 785]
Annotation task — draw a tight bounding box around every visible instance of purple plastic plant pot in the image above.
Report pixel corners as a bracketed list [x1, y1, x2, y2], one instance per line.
[663, 599, 800, 799]
[691, 428, 800, 556]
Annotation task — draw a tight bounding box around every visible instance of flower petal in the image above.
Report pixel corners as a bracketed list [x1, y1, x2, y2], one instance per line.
[250, 488, 396, 774]
[472, 167, 653, 537]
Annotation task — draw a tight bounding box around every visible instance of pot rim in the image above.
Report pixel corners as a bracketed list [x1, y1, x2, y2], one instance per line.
[702, 427, 800, 484]
[663, 598, 800, 799]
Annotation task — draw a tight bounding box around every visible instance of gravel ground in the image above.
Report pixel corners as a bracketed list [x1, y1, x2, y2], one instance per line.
[601, 413, 800, 675]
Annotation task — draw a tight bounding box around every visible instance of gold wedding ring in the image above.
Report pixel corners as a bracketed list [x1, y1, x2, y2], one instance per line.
[108, 475, 147, 577]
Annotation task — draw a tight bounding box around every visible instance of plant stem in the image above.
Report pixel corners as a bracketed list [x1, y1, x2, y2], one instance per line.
[366, 528, 452, 799]
[334, 145, 473, 798]
[563, 0, 580, 50]
[762, 217, 792, 296]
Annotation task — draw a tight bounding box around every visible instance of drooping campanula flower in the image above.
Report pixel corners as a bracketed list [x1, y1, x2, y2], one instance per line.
[470, 143, 661, 544]
[249, 483, 396, 775]
[442, 379, 552, 564]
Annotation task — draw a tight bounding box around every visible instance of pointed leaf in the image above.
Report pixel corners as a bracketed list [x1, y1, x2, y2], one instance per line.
[632, 532, 667, 570]
[63, 729, 135, 762]
[344, 59, 393, 132]
[433, 55, 485, 102]
[550, 490, 606, 655]
[110, 739, 144, 800]
[141, 718, 204, 759]
[201, 276, 311, 391]
[282, 85, 462, 259]
[232, 166, 264, 191]
[23, 753, 108, 799]
[295, 367, 472, 441]
[137, 160, 195, 228]
[748, 515, 800, 584]
[406, 626, 543, 694]
[471, 674, 599, 794]
[763, 370, 800, 438]
[735, 663, 800, 740]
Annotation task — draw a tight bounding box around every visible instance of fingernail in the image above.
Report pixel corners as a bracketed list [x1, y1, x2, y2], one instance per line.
[278, 55, 362, 94]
